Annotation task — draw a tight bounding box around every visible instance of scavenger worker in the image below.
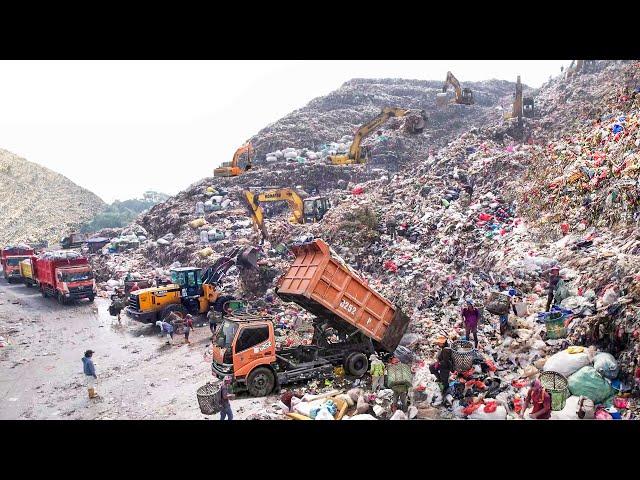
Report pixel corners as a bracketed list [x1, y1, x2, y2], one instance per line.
[184, 314, 194, 344]
[543, 266, 561, 312]
[220, 376, 235, 420]
[387, 358, 412, 412]
[156, 320, 174, 345]
[521, 379, 552, 420]
[461, 298, 480, 348]
[430, 337, 454, 394]
[369, 353, 386, 392]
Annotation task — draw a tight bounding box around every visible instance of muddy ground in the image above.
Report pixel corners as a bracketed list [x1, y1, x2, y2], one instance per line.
[0, 280, 276, 420]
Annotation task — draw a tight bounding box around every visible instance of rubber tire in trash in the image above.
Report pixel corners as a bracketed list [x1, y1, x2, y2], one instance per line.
[247, 367, 275, 397]
[344, 352, 369, 377]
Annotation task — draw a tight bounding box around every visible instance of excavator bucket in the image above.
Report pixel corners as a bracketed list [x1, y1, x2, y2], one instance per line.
[236, 246, 259, 270]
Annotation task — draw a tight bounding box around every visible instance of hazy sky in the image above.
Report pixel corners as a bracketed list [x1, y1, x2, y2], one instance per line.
[0, 60, 569, 203]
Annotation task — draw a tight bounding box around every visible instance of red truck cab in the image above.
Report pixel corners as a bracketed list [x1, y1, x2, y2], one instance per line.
[1, 246, 35, 283]
[35, 254, 96, 304]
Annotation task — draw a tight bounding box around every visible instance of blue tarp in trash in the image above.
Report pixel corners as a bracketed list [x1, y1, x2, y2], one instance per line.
[612, 124, 624, 134]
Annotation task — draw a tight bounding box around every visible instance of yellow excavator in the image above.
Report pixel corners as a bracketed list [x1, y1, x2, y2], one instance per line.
[328, 107, 413, 165]
[505, 75, 524, 123]
[242, 188, 331, 239]
[214, 143, 253, 177]
[437, 71, 474, 106]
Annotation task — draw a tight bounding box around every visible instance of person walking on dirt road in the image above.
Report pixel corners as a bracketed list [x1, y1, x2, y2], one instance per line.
[156, 320, 174, 345]
[82, 350, 98, 399]
[220, 376, 235, 420]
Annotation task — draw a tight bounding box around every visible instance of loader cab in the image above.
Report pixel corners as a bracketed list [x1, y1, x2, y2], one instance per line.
[303, 197, 330, 222]
[523, 97, 535, 118]
[170, 267, 203, 298]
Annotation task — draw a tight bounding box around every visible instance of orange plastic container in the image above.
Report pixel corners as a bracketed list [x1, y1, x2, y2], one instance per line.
[276, 239, 409, 352]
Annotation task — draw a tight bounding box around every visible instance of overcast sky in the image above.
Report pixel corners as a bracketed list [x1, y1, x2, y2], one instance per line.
[0, 60, 569, 203]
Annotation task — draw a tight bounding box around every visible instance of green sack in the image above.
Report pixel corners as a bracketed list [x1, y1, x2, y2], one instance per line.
[385, 363, 412, 389]
[554, 279, 571, 304]
[568, 366, 614, 403]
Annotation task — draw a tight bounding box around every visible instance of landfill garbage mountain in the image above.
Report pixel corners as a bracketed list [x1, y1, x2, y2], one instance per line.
[0, 149, 106, 245]
[2, 60, 640, 420]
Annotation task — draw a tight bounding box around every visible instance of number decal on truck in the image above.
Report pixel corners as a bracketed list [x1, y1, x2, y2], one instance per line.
[253, 340, 272, 354]
[340, 299, 357, 316]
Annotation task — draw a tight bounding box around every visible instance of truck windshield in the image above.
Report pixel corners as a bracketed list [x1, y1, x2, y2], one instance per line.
[61, 271, 93, 282]
[216, 320, 238, 348]
[6, 257, 26, 266]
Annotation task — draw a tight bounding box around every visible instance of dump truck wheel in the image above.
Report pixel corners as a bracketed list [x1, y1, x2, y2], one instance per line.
[41, 287, 47, 298]
[88, 296, 95, 303]
[344, 352, 368, 377]
[57, 292, 66, 305]
[247, 367, 275, 397]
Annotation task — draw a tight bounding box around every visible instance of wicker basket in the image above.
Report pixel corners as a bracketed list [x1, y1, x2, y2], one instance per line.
[539, 371, 569, 411]
[452, 340, 475, 372]
[197, 382, 222, 415]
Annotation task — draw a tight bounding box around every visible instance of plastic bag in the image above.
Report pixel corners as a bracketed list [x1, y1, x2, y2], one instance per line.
[390, 410, 408, 420]
[593, 352, 619, 379]
[314, 407, 335, 420]
[356, 395, 370, 414]
[468, 404, 507, 420]
[568, 367, 615, 403]
[543, 348, 592, 377]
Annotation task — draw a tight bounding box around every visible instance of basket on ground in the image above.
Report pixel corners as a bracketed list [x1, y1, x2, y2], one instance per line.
[197, 382, 222, 415]
[539, 370, 569, 411]
[452, 340, 475, 372]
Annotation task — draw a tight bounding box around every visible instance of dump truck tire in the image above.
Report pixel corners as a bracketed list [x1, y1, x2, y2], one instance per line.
[247, 367, 275, 397]
[344, 352, 369, 377]
[88, 295, 95, 303]
[57, 292, 66, 305]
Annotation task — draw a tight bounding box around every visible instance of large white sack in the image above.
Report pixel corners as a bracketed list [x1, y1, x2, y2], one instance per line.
[284, 151, 297, 159]
[543, 349, 593, 377]
[293, 399, 325, 418]
[593, 352, 619, 379]
[550, 395, 581, 420]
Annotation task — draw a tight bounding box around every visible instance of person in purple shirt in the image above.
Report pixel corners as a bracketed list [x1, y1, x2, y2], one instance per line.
[461, 298, 480, 348]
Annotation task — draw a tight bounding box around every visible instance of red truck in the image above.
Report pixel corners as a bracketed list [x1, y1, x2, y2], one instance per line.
[211, 239, 410, 396]
[1, 245, 35, 283]
[35, 253, 96, 304]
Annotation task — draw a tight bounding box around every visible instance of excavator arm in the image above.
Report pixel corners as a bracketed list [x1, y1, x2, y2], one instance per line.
[329, 107, 410, 165]
[231, 143, 253, 170]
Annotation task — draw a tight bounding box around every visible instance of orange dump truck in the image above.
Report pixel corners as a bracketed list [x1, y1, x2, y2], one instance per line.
[211, 239, 409, 396]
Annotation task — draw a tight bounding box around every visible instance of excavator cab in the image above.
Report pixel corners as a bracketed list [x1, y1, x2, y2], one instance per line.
[460, 88, 474, 105]
[170, 267, 203, 298]
[303, 197, 331, 222]
[523, 97, 535, 118]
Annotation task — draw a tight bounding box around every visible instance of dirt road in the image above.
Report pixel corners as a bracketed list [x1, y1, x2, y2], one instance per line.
[0, 280, 274, 419]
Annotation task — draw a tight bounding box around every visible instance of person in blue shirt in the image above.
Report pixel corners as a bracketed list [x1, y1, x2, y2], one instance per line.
[156, 320, 174, 345]
[82, 350, 98, 399]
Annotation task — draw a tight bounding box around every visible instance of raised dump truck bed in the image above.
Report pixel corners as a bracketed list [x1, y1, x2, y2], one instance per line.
[275, 239, 409, 352]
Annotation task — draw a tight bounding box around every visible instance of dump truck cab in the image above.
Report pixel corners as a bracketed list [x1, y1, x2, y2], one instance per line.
[3, 255, 29, 282]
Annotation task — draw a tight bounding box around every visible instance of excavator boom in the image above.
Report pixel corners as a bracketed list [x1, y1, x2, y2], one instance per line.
[329, 107, 410, 165]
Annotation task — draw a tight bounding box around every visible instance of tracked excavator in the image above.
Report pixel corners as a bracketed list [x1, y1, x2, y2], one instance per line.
[242, 188, 330, 239]
[437, 71, 474, 106]
[327, 107, 422, 165]
[124, 246, 259, 323]
[214, 143, 253, 177]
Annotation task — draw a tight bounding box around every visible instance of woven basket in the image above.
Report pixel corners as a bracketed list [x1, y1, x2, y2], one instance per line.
[452, 340, 475, 372]
[197, 382, 222, 415]
[539, 370, 569, 411]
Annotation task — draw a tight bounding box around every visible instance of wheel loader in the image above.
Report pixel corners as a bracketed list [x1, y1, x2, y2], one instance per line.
[124, 246, 259, 323]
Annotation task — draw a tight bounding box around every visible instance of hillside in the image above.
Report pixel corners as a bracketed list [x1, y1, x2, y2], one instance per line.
[0, 149, 106, 245]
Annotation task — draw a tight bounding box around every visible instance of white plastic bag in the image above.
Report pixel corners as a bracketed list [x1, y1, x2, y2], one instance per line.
[593, 352, 619, 379]
[390, 410, 408, 420]
[314, 408, 335, 420]
[543, 349, 592, 377]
